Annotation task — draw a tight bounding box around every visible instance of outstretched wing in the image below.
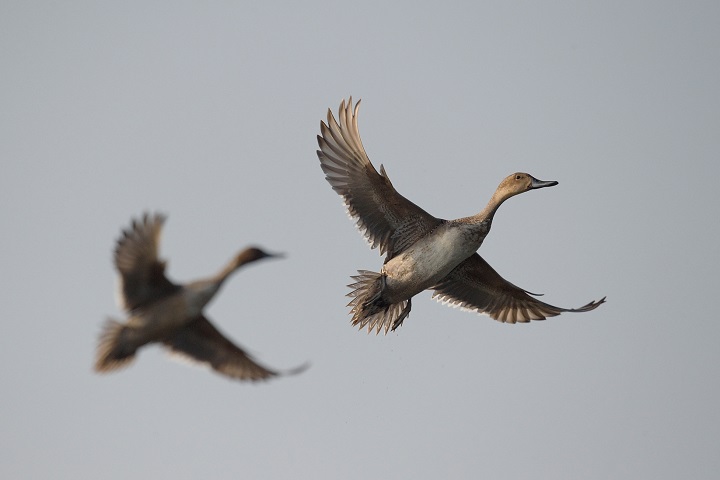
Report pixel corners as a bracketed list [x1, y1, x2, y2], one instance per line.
[317, 97, 443, 260]
[163, 316, 305, 382]
[114, 213, 179, 312]
[432, 253, 605, 323]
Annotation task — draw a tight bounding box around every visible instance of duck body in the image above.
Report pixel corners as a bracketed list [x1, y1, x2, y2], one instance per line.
[382, 220, 489, 303]
[317, 97, 605, 334]
[119, 286, 211, 348]
[95, 213, 306, 382]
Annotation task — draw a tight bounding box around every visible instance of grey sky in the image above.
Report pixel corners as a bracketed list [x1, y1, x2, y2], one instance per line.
[2, 1, 718, 479]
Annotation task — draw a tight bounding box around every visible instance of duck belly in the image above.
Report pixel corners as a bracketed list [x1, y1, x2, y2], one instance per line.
[382, 226, 480, 300]
[128, 294, 195, 342]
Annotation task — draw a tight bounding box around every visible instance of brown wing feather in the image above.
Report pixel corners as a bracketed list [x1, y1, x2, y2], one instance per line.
[432, 254, 605, 323]
[114, 213, 179, 311]
[316, 98, 442, 259]
[162, 316, 282, 381]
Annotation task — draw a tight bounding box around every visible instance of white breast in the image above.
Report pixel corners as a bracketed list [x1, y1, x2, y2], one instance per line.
[383, 224, 483, 291]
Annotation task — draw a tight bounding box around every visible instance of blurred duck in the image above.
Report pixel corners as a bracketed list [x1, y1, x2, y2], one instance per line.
[317, 98, 605, 334]
[95, 213, 306, 381]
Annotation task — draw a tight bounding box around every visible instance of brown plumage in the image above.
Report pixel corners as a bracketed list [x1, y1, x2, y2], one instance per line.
[317, 97, 605, 334]
[95, 213, 307, 381]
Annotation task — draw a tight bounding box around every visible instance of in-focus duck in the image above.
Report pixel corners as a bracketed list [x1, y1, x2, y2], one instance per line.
[95, 213, 307, 381]
[316, 98, 605, 334]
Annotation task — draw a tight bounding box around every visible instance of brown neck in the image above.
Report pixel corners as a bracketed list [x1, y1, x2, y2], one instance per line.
[466, 190, 513, 224]
[209, 257, 242, 287]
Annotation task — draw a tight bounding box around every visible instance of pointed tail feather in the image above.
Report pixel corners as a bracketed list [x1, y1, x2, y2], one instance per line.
[346, 270, 410, 335]
[94, 318, 138, 373]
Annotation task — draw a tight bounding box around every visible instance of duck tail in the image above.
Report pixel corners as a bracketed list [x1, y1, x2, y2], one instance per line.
[94, 318, 138, 373]
[346, 270, 411, 335]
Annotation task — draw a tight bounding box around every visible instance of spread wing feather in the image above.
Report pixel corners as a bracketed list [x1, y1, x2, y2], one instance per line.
[114, 213, 179, 311]
[432, 254, 606, 323]
[162, 316, 300, 381]
[317, 98, 442, 260]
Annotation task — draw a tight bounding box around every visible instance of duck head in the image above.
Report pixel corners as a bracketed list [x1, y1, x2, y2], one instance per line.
[495, 172, 558, 202]
[232, 247, 284, 270]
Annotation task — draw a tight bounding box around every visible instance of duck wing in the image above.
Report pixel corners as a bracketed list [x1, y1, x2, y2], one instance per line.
[317, 98, 443, 260]
[114, 213, 179, 311]
[432, 253, 605, 323]
[163, 316, 304, 381]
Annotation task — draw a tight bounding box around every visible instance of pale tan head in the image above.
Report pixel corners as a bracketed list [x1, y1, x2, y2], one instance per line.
[494, 172, 558, 203]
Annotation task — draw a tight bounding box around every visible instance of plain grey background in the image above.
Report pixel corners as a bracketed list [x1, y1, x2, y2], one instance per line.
[2, 1, 718, 479]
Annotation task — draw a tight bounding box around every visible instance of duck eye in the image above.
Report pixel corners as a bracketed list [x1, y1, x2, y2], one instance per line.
[515, 175, 522, 180]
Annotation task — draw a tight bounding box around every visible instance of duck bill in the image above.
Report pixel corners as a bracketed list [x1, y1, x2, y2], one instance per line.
[529, 176, 559, 189]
